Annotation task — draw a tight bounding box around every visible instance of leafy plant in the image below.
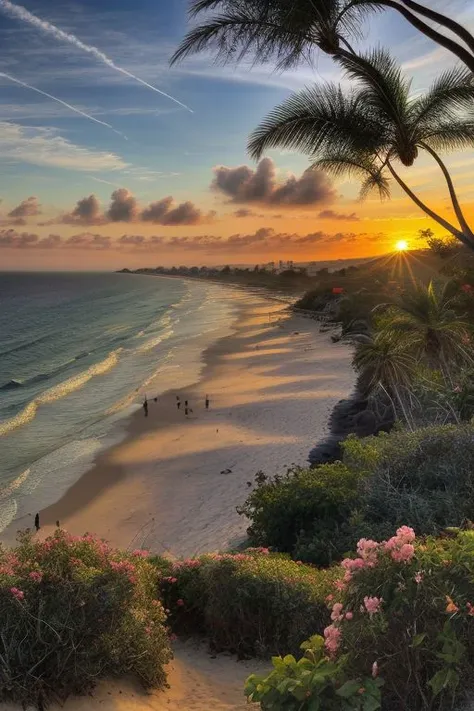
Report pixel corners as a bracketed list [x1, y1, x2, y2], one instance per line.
[0, 530, 172, 709]
[246, 634, 383, 710]
[237, 464, 363, 565]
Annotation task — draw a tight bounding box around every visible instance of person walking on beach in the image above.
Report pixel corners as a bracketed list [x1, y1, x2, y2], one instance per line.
[34, 513, 40, 532]
[185, 406, 189, 417]
[205, 395, 210, 410]
[176, 396, 181, 410]
[184, 400, 188, 408]
[143, 397, 148, 417]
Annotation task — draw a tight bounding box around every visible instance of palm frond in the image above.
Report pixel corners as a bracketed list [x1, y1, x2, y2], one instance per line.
[337, 48, 411, 128]
[421, 121, 474, 152]
[336, 0, 384, 40]
[411, 66, 474, 131]
[359, 168, 391, 200]
[247, 83, 383, 160]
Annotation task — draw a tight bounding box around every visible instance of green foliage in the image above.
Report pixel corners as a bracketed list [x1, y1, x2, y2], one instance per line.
[342, 424, 474, 537]
[160, 550, 338, 657]
[0, 530, 172, 709]
[237, 464, 363, 566]
[245, 635, 383, 711]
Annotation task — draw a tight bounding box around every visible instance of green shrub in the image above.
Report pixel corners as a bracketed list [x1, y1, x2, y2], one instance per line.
[247, 528, 474, 710]
[245, 635, 383, 710]
[161, 550, 338, 657]
[0, 530, 172, 709]
[237, 464, 363, 566]
[342, 425, 474, 538]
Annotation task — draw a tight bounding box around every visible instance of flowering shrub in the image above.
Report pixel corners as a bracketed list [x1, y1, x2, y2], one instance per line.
[0, 530, 172, 709]
[247, 527, 474, 709]
[160, 549, 338, 657]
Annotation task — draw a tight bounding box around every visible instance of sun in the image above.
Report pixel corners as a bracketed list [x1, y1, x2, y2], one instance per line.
[395, 240, 409, 252]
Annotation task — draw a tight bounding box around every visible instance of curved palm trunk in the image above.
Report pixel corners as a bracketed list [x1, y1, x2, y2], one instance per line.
[398, 0, 474, 56]
[377, 0, 474, 73]
[386, 160, 473, 249]
[419, 141, 474, 243]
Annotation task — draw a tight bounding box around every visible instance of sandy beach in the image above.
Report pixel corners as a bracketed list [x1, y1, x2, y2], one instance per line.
[7, 295, 354, 556]
[2, 292, 355, 711]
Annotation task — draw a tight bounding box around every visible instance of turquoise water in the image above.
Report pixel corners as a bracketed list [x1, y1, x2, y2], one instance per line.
[0, 272, 240, 530]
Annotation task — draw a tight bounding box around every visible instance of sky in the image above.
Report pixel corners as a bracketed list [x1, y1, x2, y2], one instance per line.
[0, 0, 473, 270]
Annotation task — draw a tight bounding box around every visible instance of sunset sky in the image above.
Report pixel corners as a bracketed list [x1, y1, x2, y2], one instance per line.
[0, 0, 473, 270]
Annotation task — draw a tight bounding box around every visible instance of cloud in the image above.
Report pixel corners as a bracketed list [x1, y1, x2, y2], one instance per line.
[60, 194, 103, 226]
[211, 158, 336, 207]
[0, 227, 376, 252]
[0, 121, 127, 172]
[318, 209, 360, 222]
[46, 190, 214, 226]
[233, 208, 265, 218]
[107, 188, 139, 222]
[8, 195, 41, 222]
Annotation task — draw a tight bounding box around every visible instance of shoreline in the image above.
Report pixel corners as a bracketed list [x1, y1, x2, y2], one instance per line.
[2, 295, 355, 555]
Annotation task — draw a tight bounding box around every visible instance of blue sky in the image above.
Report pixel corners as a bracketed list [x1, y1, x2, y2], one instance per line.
[0, 0, 473, 268]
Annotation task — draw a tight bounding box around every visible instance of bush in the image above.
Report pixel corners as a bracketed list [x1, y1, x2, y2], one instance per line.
[238, 464, 363, 566]
[161, 549, 338, 657]
[0, 530, 172, 709]
[343, 425, 474, 539]
[247, 528, 474, 710]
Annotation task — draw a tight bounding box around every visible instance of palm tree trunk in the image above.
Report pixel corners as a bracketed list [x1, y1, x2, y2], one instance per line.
[419, 141, 474, 243]
[377, 0, 474, 73]
[397, 0, 474, 57]
[386, 160, 473, 250]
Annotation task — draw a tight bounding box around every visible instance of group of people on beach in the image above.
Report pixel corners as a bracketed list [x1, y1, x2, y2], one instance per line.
[142, 394, 210, 418]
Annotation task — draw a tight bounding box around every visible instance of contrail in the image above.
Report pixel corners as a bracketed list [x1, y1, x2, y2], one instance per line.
[0, 0, 193, 113]
[0, 71, 127, 138]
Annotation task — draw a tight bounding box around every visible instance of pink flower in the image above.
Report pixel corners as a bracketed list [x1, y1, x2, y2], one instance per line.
[372, 661, 379, 678]
[414, 571, 424, 584]
[145, 626, 152, 635]
[391, 543, 415, 564]
[396, 526, 416, 543]
[334, 579, 346, 592]
[10, 587, 24, 601]
[323, 624, 341, 654]
[341, 557, 366, 572]
[345, 611, 353, 620]
[357, 539, 380, 565]
[326, 594, 334, 602]
[176, 599, 184, 607]
[132, 549, 149, 558]
[331, 603, 344, 622]
[363, 596, 383, 617]
[28, 571, 43, 583]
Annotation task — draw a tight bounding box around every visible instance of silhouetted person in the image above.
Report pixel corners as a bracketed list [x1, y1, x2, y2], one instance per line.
[56, 520, 60, 528]
[34, 513, 40, 532]
[143, 398, 148, 417]
[205, 395, 210, 410]
[185, 406, 189, 417]
[153, 397, 158, 402]
[176, 396, 181, 410]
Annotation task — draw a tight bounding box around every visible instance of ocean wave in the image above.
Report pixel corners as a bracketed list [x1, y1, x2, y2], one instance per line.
[136, 328, 174, 354]
[0, 468, 30, 501]
[0, 349, 122, 437]
[0, 379, 24, 391]
[0, 332, 53, 359]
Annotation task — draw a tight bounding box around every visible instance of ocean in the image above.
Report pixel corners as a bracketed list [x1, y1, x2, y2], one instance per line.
[0, 272, 241, 533]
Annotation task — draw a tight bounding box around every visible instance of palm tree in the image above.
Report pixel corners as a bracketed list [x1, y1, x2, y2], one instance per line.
[248, 49, 474, 249]
[353, 329, 417, 422]
[383, 281, 473, 378]
[170, 0, 474, 73]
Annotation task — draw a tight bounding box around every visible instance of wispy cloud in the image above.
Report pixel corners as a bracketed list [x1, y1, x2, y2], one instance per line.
[0, 121, 127, 171]
[0, 70, 126, 138]
[0, 0, 193, 112]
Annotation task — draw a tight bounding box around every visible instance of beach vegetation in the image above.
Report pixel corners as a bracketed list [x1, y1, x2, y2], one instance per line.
[160, 549, 338, 657]
[246, 527, 474, 710]
[0, 529, 172, 710]
[237, 463, 363, 566]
